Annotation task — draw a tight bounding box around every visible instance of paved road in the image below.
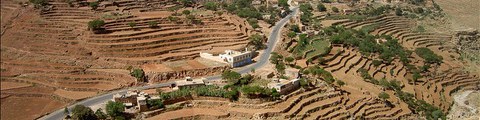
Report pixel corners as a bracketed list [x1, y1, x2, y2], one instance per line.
[40, 7, 298, 120]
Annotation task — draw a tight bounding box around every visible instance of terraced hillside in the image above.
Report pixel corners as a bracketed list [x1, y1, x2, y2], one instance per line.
[0, 0, 255, 119]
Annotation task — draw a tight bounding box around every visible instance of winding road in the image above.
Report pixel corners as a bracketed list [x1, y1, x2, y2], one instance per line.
[40, 7, 299, 120]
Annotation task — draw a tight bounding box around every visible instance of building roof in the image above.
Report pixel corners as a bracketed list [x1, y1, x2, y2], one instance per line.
[175, 78, 206, 87]
[221, 50, 251, 58]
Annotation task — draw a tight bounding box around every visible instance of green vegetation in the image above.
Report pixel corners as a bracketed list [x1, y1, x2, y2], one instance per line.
[299, 3, 314, 24]
[221, 70, 241, 83]
[248, 33, 266, 50]
[72, 105, 97, 120]
[396, 8, 403, 16]
[182, 10, 191, 15]
[290, 25, 301, 33]
[317, 3, 327, 12]
[89, 1, 99, 10]
[278, 0, 289, 8]
[270, 52, 287, 74]
[287, 31, 297, 38]
[247, 18, 260, 28]
[130, 68, 145, 82]
[95, 108, 107, 120]
[87, 19, 105, 31]
[106, 101, 125, 118]
[148, 21, 158, 28]
[29, 0, 47, 6]
[415, 47, 443, 64]
[241, 85, 280, 99]
[331, 7, 339, 13]
[204, 2, 218, 11]
[127, 22, 136, 28]
[378, 92, 390, 100]
[336, 80, 345, 87]
[303, 65, 335, 84]
[147, 99, 164, 109]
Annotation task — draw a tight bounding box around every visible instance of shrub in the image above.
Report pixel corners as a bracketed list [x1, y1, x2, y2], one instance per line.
[106, 101, 125, 118]
[89, 1, 99, 10]
[378, 92, 390, 100]
[204, 2, 218, 11]
[72, 105, 97, 120]
[290, 25, 301, 33]
[88, 19, 105, 30]
[182, 10, 191, 15]
[415, 47, 443, 64]
[287, 31, 297, 38]
[130, 68, 145, 82]
[336, 80, 345, 87]
[127, 22, 136, 28]
[331, 7, 339, 13]
[277, 0, 289, 7]
[395, 8, 403, 16]
[147, 99, 164, 109]
[317, 3, 327, 12]
[29, 0, 47, 6]
[221, 70, 241, 84]
[148, 21, 158, 28]
[249, 33, 266, 50]
[372, 60, 382, 67]
[95, 108, 107, 120]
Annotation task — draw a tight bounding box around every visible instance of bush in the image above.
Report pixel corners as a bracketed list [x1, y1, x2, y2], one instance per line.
[95, 108, 107, 120]
[415, 47, 443, 64]
[106, 101, 125, 118]
[204, 2, 218, 11]
[148, 21, 158, 28]
[249, 33, 266, 50]
[378, 92, 390, 100]
[317, 3, 327, 12]
[372, 60, 382, 67]
[336, 80, 345, 87]
[221, 70, 241, 84]
[287, 31, 297, 38]
[182, 10, 191, 15]
[29, 0, 47, 6]
[88, 19, 105, 30]
[89, 1, 99, 10]
[147, 99, 164, 109]
[290, 25, 301, 33]
[278, 0, 289, 7]
[72, 105, 97, 120]
[331, 7, 339, 13]
[127, 22, 136, 28]
[395, 8, 403, 16]
[130, 68, 145, 82]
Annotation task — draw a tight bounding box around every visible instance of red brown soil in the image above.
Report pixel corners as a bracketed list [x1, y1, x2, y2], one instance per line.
[1, 96, 65, 120]
[146, 108, 228, 120]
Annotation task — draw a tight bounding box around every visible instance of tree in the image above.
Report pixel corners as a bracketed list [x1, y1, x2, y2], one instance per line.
[130, 68, 145, 82]
[180, 0, 194, 7]
[89, 1, 99, 10]
[106, 101, 125, 118]
[95, 108, 107, 120]
[221, 70, 241, 84]
[147, 99, 164, 109]
[285, 57, 295, 64]
[287, 31, 297, 38]
[226, 4, 237, 13]
[336, 80, 345, 87]
[127, 22, 136, 28]
[182, 10, 191, 15]
[148, 21, 158, 28]
[204, 2, 218, 11]
[331, 7, 339, 13]
[278, 0, 289, 7]
[317, 3, 327, 12]
[379, 92, 390, 101]
[72, 105, 97, 120]
[88, 19, 105, 31]
[415, 47, 443, 64]
[249, 33, 265, 50]
[64, 107, 70, 116]
[29, 0, 48, 6]
[395, 8, 403, 16]
[290, 25, 300, 33]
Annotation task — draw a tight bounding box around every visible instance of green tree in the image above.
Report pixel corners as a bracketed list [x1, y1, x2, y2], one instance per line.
[147, 99, 164, 109]
[89, 1, 99, 10]
[182, 10, 191, 15]
[378, 92, 390, 101]
[415, 47, 443, 64]
[95, 108, 107, 120]
[148, 21, 158, 28]
[221, 70, 241, 84]
[72, 105, 97, 120]
[130, 68, 145, 82]
[278, 0, 289, 7]
[285, 57, 295, 64]
[29, 0, 48, 6]
[204, 2, 218, 11]
[226, 4, 237, 13]
[290, 25, 300, 33]
[127, 22, 136, 28]
[336, 80, 345, 87]
[395, 8, 403, 16]
[106, 101, 125, 118]
[64, 107, 70, 116]
[317, 3, 327, 12]
[180, 0, 194, 7]
[331, 7, 339, 13]
[88, 19, 105, 31]
[249, 33, 265, 50]
[287, 31, 297, 38]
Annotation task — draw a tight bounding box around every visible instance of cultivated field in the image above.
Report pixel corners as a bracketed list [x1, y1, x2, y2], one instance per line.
[0, 0, 255, 119]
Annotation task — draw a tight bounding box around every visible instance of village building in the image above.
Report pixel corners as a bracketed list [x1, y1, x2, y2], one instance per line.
[172, 77, 207, 90]
[200, 49, 253, 67]
[267, 78, 300, 95]
[113, 89, 158, 112]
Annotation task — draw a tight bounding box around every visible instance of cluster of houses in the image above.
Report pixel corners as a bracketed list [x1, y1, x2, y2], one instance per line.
[200, 49, 253, 68]
[113, 90, 159, 112]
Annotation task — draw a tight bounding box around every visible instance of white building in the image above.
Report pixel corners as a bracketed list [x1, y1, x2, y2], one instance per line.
[200, 49, 253, 67]
[268, 79, 300, 95]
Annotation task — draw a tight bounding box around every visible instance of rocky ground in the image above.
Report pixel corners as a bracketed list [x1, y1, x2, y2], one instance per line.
[447, 89, 480, 120]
